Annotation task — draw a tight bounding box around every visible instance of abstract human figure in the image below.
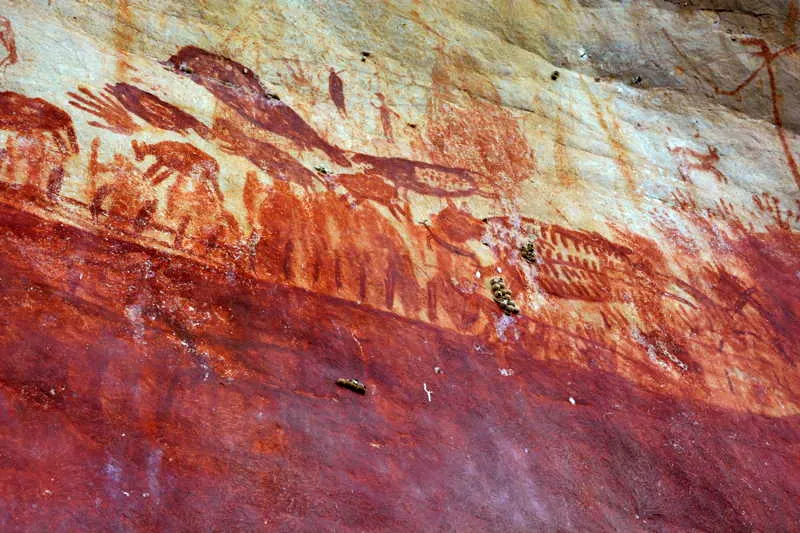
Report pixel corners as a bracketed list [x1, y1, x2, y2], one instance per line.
[667, 31, 800, 189]
[243, 170, 422, 313]
[717, 38, 800, 188]
[131, 140, 237, 249]
[372, 92, 399, 143]
[0, 16, 17, 70]
[328, 68, 346, 117]
[243, 176, 331, 285]
[669, 145, 729, 184]
[0, 91, 78, 198]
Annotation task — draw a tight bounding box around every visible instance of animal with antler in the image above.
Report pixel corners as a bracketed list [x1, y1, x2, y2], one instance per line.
[669, 144, 729, 184]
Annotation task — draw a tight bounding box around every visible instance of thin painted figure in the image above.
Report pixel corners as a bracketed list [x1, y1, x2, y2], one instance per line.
[0, 16, 17, 70]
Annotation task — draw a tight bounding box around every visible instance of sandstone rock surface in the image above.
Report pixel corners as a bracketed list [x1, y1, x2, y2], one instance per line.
[0, 0, 799, 531]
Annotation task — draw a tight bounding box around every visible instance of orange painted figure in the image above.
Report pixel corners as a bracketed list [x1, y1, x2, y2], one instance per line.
[372, 92, 399, 143]
[0, 16, 17, 70]
[670, 145, 729, 184]
[131, 140, 238, 249]
[87, 138, 157, 233]
[0, 91, 78, 197]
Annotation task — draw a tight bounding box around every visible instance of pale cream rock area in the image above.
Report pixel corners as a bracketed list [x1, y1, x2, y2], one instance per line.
[1, 0, 798, 417]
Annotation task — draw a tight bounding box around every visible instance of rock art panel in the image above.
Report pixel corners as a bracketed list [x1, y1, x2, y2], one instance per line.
[0, 1, 799, 531]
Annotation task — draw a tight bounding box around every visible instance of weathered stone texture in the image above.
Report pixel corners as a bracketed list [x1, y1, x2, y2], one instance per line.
[0, 0, 798, 531]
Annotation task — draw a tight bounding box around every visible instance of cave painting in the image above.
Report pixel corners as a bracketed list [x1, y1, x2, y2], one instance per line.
[373, 92, 399, 143]
[665, 31, 800, 189]
[328, 68, 347, 117]
[0, 42, 795, 418]
[717, 38, 800, 189]
[670, 144, 729, 184]
[1, 27, 799, 530]
[0, 16, 17, 70]
[0, 91, 78, 198]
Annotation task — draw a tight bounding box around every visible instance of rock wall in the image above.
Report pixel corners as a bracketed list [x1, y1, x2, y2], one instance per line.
[0, 1, 798, 531]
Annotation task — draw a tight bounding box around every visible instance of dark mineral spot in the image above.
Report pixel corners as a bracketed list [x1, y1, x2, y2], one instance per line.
[551, 70, 560, 81]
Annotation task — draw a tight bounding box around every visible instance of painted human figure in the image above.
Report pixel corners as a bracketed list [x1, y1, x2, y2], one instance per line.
[0, 16, 17, 70]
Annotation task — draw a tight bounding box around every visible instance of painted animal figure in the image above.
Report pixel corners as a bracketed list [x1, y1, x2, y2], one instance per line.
[166, 46, 351, 167]
[0, 91, 78, 197]
[131, 140, 234, 249]
[352, 153, 497, 200]
[132, 140, 222, 199]
[670, 145, 729, 184]
[332, 171, 409, 219]
[0, 91, 79, 156]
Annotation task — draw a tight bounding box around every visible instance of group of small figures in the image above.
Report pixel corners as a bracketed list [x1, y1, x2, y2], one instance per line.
[490, 277, 520, 315]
